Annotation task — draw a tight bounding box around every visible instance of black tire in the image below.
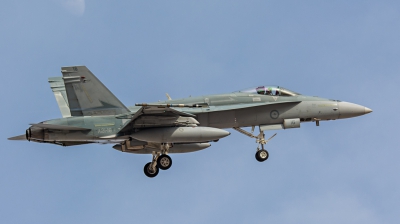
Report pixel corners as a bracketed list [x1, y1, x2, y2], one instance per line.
[157, 154, 172, 170]
[144, 162, 159, 178]
[255, 149, 269, 162]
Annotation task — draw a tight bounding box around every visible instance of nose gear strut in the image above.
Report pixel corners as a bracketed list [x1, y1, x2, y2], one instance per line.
[233, 127, 277, 162]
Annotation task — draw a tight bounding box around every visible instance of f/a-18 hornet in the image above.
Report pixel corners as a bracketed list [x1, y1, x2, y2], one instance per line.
[9, 66, 372, 177]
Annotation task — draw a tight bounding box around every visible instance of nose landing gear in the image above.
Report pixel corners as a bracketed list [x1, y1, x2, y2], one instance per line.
[255, 132, 276, 162]
[233, 127, 277, 162]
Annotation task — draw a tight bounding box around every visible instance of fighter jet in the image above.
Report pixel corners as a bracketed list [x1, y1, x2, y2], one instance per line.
[8, 66, 372, 177]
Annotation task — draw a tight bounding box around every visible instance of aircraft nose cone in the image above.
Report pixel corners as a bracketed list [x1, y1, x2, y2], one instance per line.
[365, 107, 373, 114]
[338, 102, 372, 119]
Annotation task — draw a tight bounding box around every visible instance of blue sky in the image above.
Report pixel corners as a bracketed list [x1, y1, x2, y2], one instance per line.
[1, 1, 399, 223]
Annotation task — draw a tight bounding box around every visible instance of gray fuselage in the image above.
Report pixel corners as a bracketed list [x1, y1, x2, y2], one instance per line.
[42, 91, 367, 143]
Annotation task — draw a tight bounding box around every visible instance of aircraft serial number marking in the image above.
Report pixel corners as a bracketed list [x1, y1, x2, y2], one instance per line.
[97, 128, 113, 134]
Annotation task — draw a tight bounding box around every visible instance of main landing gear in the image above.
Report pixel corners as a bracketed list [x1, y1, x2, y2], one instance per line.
[233, 127, 276, 162]
[143, 144, 173, 178]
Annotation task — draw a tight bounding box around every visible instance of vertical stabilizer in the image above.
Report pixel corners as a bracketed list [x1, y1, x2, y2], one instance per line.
[48, 77, 71, 118]
[61, 66, 130, 116]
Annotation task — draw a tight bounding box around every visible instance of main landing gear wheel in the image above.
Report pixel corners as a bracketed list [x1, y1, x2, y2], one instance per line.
[157, 154, 172, 170]
[144, 162, 159, 178]
[255, 149, 269, 162]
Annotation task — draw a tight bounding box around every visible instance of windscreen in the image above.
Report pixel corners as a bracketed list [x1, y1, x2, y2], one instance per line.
[236, 86, 300, 96]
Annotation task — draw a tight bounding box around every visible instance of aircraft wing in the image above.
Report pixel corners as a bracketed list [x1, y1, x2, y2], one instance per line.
[118, 106, 197, 133]
[29, 123, 91, 131]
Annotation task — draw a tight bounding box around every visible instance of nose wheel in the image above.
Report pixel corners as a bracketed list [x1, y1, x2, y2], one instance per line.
[255, 149, 269, 162]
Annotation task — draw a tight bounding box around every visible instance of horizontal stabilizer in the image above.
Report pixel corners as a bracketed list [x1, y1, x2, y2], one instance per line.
[8, 135, 26, 140]
[29, 123, 91, 131]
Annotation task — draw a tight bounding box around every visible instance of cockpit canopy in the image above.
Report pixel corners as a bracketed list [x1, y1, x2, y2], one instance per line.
[236, 86, 300, 96]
